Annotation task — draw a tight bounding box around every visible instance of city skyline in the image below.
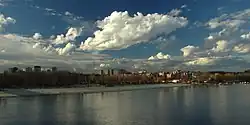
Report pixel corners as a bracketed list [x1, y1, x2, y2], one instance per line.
[0, 0, 250, 72]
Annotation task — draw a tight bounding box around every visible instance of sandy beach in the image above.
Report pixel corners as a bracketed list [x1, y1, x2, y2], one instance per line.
[0, 84, 190, 97]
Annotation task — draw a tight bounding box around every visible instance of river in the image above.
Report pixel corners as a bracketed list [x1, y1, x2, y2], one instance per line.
[0, 84, 250, 125]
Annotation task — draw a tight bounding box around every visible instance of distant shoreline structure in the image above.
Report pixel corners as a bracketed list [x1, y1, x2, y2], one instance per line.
[0, 84, 190, 98]
[2, 66, 250, 89]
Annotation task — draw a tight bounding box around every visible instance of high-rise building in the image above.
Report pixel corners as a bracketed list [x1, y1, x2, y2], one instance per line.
[8, 67, 18, 73]
[100, 70, 104, 75]
[33, 66, 42, 72]
[52, 67, 57, 72]
[111, 69, 114, 75]
[108, 69, 111, 76]
[25, 67, 32, 72]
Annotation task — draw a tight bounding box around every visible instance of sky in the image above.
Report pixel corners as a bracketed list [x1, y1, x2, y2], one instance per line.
[0, 0, 250, 72]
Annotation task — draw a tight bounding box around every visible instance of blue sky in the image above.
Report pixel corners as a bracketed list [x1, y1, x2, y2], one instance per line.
[0, 0, 250, 72]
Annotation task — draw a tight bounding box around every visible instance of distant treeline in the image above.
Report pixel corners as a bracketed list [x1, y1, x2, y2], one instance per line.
[209, 73, 250, 82]
[194, 72, 250, 83]
[0, 72, 97, 88]
[1, 70, 250, 88]
[0, 71, 153, 88]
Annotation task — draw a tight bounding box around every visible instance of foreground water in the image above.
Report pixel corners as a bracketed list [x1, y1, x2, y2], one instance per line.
[0, 85, 250, 125]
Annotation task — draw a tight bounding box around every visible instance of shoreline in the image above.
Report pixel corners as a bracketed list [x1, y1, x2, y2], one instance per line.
[0, 84, 190, 98]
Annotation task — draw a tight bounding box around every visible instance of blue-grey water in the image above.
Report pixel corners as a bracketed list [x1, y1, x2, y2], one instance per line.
[1, 85, 250, 125]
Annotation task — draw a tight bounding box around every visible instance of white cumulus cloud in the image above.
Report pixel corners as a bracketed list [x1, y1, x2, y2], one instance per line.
[181, 5, 187, 9]
[203, 8, 250, 54]
[0, 33, 112, 72]
[241, 32, 250, 40]
[33, 33, 43, 40]
[53, 27, 83, 45]
[148, 52, 171, 60]
[65, 11, 73, 16]
[168, 9, 182, 16]
[207, 19, 245, 29]
[212, 40, 230, 52]
[56, 42, 76, 55]
[0, 13, 15, 31]
[80, 11, 188, 51]
[181, 45, 200, 57]
[233, 43, 250, 53]
[206, 35, 214, 40]
[185, 57, 216, 66]
[206, 9, 250, 30]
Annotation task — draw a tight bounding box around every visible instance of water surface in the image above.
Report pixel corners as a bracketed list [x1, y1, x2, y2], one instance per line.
[1, 85, 250, 125]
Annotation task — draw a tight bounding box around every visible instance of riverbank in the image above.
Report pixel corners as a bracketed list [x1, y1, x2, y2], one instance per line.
[0, 91, 17, 97]
[0, 84, 190, 97]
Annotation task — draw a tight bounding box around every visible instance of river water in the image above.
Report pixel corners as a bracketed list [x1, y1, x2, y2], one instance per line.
[0, 84, 250, 125]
